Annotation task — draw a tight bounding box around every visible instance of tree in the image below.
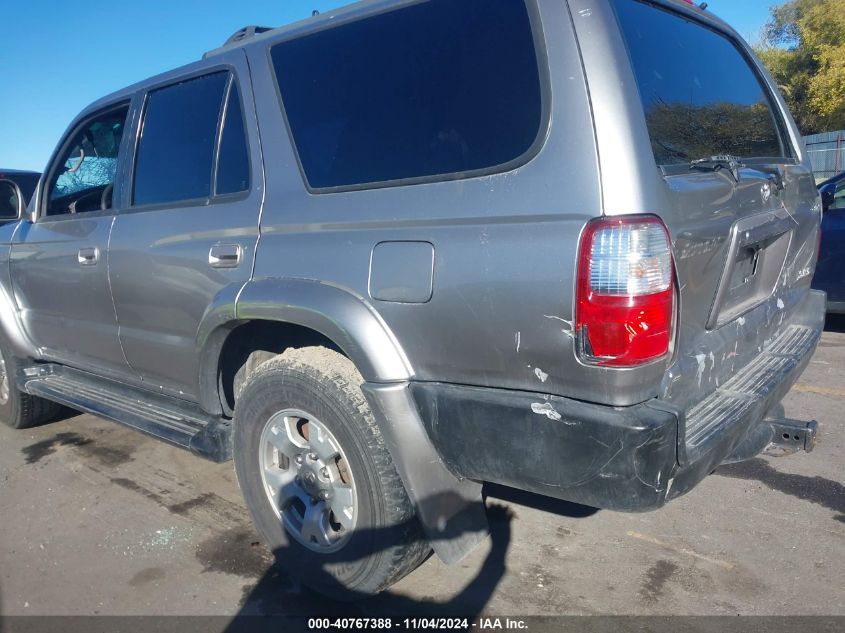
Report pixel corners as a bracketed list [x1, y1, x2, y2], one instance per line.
[756, 0, 845, 134]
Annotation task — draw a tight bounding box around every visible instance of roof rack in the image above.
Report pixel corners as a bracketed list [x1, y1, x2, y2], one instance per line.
[222, 25, 274, 47]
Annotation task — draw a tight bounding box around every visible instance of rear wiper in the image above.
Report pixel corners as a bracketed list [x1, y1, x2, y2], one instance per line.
[689, 155, 745, 182]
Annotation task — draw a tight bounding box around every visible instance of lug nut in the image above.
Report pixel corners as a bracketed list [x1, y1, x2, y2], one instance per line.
[308, 452, 317, 461]
[294, 454, 303, 465]
[320, 467, 329, 478]
[319, 490, 330, 500]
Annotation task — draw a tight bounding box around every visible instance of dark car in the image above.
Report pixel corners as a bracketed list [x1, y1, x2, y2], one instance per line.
[0, 169, 41, 221]
[0, 169, 40, 204]
[816, 171, 845, 312]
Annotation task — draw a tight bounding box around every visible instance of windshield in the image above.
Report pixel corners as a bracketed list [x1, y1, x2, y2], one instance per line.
[612, 0, 790, 166]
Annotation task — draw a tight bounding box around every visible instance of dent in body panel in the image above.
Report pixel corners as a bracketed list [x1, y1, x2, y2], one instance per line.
[661, 166, 822, 410]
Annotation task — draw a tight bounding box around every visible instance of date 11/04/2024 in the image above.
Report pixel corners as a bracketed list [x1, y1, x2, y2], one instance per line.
[307, 617, 529, 630]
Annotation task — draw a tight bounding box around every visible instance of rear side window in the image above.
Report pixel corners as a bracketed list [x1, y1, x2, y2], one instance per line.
[134, 72, 228, 206]
[216, 82, 250, 195]
[613, 0, 789, 166]
[270, 0, 544, 190]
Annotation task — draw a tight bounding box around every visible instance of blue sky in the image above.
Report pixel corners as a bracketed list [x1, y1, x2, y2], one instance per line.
[0, 0, 778, 171]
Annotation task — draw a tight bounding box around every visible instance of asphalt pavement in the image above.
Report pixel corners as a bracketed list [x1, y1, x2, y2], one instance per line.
[1, 316, 843, 617]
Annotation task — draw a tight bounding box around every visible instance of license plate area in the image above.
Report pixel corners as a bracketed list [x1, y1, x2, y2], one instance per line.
[707, 211, 793, 329]
[730, 245, 762, 290]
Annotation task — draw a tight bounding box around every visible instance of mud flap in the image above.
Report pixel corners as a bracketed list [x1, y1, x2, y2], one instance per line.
[361, 382, 489, 565]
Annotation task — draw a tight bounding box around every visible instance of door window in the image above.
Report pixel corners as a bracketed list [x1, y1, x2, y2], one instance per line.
[46, 105, 129, 216]
[133, 72, 230, 206]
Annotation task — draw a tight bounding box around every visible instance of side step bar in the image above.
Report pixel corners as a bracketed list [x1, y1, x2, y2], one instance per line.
[17, 364, 232, 462]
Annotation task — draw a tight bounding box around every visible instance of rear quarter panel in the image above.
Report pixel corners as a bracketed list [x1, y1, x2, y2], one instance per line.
[243, 0, 651, 402]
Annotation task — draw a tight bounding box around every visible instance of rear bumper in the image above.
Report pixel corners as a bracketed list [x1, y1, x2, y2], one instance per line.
[411, 290, 825, 512]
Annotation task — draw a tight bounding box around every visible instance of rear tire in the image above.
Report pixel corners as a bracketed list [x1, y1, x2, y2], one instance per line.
[233, 346, 429, 598]
[0, 341, 60, 429]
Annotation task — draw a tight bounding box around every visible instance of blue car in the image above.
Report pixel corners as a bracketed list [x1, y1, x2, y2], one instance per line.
[816, 171, 845, 312]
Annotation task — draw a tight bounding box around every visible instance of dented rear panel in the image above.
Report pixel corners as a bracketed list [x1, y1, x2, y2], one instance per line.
[570, 0, 822, 418]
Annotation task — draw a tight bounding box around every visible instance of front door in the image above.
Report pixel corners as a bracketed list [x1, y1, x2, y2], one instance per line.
[10, 103, 132, 376]
[108, 53, 261, 401]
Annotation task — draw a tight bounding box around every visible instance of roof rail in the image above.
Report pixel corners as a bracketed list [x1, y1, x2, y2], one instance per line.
[223, 25, 274, 47]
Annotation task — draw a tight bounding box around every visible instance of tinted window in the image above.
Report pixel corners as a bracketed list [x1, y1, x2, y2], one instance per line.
[271, 0, 543, 189]
[832, 180, 845, 210]
[613, 0, 787, 165]
[134, 72, 227, 206]
[216, 82, 250, 195]
[0, 181, 19, 219]
[10, 173, 39, 205]
[47, 107, 128, 215]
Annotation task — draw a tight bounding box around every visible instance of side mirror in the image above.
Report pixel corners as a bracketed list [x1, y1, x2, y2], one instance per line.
[820, 187, 835, 213]
[0, 179, 25, 221]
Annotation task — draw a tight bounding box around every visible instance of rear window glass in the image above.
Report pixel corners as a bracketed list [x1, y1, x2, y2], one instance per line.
[270, 0, 544, 190]
[613, 0, 788, 166]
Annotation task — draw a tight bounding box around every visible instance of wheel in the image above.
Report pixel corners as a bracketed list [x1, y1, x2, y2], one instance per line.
[0, 340, 60, 429]
[233, 346, 429, 598]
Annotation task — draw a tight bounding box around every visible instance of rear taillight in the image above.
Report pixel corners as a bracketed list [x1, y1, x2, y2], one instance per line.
[576, 215, 674, 367]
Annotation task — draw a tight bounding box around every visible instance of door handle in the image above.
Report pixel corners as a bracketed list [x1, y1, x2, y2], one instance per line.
[208, 244, 242, 268]
[77, 247, 99, 266]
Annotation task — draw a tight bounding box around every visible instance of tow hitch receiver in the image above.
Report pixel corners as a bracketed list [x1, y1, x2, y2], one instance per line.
[766, 418, 818, 456]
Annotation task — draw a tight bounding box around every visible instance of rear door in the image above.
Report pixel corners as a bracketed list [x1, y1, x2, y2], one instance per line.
[108, 52, 261, 401]
[593, 0, 820, 410]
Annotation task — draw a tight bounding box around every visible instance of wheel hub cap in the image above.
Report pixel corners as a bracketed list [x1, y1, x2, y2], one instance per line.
[258, 409, 357, 552]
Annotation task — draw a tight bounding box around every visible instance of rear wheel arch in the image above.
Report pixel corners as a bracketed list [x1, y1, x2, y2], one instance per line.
[196, 278, 413, 416]
[214, 320, 342, 416]
[197, 280, 488, 565]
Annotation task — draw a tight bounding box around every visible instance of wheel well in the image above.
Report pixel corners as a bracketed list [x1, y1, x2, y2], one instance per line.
[217, 320, 343, 416]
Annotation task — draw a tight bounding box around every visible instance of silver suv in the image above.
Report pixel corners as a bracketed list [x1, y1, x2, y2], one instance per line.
[0, 0, 825, 597]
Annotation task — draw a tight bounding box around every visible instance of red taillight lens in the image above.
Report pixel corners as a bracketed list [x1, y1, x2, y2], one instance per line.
[576, 216, 674, 367]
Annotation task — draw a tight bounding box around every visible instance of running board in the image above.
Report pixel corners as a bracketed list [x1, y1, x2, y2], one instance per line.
[17, 364, 232, 462]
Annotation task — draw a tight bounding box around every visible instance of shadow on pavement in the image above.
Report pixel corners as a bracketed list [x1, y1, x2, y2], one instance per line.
[483, 482, 600, 519]
[229, 490, 598, 628]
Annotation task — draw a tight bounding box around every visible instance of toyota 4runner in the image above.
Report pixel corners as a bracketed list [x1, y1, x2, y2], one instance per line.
[0, 0, 825, 597]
